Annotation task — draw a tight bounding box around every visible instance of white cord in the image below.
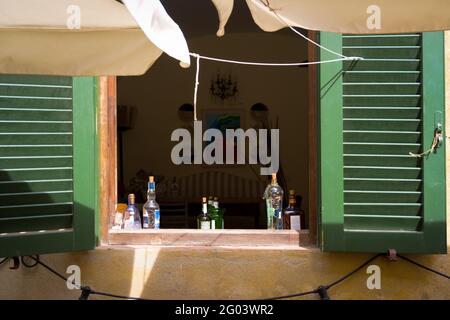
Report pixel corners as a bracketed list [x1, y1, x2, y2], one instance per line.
[193, 53, 200, 121]
[189, 53, 359, 67]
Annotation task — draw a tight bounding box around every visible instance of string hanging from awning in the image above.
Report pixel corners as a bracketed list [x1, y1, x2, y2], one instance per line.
[188, 9, 364, 122]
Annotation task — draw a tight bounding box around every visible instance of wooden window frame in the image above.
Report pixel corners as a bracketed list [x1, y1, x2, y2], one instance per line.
[98, 32, 320, 248]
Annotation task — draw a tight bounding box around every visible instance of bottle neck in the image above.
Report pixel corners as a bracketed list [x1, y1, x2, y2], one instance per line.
[202, 203, 208, 215]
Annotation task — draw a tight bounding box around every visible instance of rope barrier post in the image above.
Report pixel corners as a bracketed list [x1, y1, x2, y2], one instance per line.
[317, 286, 330, 300]
[79, 286, 92, 300]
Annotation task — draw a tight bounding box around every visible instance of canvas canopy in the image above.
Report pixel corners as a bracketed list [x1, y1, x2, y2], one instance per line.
[212, 0, 450, 36]
[0, 0, 190, 75]
[1, 0, 450, 76]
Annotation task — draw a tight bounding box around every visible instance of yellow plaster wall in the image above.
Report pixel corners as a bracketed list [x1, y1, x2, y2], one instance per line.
[0, 32, 449, 301]
[0, 247, 449, 300]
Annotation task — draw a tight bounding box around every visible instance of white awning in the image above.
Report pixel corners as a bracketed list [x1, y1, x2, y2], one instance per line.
[212, 0, 450, 36]
[0, 0, 190, 76]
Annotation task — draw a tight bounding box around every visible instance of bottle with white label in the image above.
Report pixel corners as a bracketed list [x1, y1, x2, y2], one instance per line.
[197, 197, 211, 230]
[123, 194, 142, 230]
[143, 176, 160, 229]
[283, 190, 301, 230]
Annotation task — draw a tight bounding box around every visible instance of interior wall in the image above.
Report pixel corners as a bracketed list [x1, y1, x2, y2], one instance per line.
[117, 32, 310, 212]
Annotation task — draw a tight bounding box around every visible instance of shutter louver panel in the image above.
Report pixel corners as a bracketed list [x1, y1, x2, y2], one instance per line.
[0, 76, 74, 234]
[0, 76, 96, 257]
[342, 34, 423, 232]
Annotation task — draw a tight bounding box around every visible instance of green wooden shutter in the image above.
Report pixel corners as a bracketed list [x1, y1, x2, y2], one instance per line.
[319, 32, 446, 253]
[0, 76, 97, 257]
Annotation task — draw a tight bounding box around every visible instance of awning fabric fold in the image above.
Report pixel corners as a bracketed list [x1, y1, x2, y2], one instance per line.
[213, 0, 450, 36]
[0, 0, 190, 76]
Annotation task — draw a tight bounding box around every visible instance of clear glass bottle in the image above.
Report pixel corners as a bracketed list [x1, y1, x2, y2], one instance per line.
[197, 197, 211, 230]
[123, 194, 142, 230]
[283, 190, 301, 230]
[263, 173, 284, 230]
[143, 176, 160, 229]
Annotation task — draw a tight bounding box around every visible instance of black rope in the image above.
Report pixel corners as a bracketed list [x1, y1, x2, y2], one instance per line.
[325, 253, 382, 289]
[28, 256, 149, 300]
[397, 254, 450, 280]
[21, 255, 40, 268]
[266, 253, 382, 300]
[29, 256, 70, 283]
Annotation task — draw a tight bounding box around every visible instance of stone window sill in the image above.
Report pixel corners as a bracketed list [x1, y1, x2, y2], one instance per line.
[107, 229, 314, 249]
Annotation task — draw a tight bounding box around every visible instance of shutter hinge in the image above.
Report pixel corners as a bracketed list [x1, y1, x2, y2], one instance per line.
[386, 249, 398, 261]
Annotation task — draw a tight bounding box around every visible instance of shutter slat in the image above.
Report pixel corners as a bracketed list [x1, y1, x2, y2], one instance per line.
[344, 107, 421, 119]
[0, 179, 73, 193]
[344, 178, 422, 192]
[0, 214, 73, 234]
[343, 60, 420, 71]
[344, 154, 420, 167]
[344, 215, 421, 231]
[0, 86, 72, 98]
[0, 145, 72, 156]
[0, 203, 72, 217]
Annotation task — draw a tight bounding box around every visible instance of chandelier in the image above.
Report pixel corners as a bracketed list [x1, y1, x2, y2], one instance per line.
[210, 72, 238, 103]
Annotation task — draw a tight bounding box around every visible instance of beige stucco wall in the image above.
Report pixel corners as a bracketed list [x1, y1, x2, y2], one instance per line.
[0, 247, 449, 300]
[0, 32, 449, 300]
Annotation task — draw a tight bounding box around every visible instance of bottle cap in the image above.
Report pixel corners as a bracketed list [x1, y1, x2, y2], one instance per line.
[289, 190, 295, 195]
[214, 197, 218, 201]
[202, 197, 207, 202]
[149, 176, 154, 183]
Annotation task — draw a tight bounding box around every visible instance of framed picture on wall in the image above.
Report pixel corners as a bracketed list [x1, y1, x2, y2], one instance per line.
[202, 109, 245, 166]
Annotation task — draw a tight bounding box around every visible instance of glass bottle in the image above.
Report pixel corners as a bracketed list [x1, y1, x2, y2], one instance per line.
[123, 194, 142, 230]
[197, 197, 211, 230]
[143, 176, 160, 229]
[263, 173, 284, 230]
[207, 196, 214, 214]
[283, 190, 301, 230]
[210, 197, 222, 230]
